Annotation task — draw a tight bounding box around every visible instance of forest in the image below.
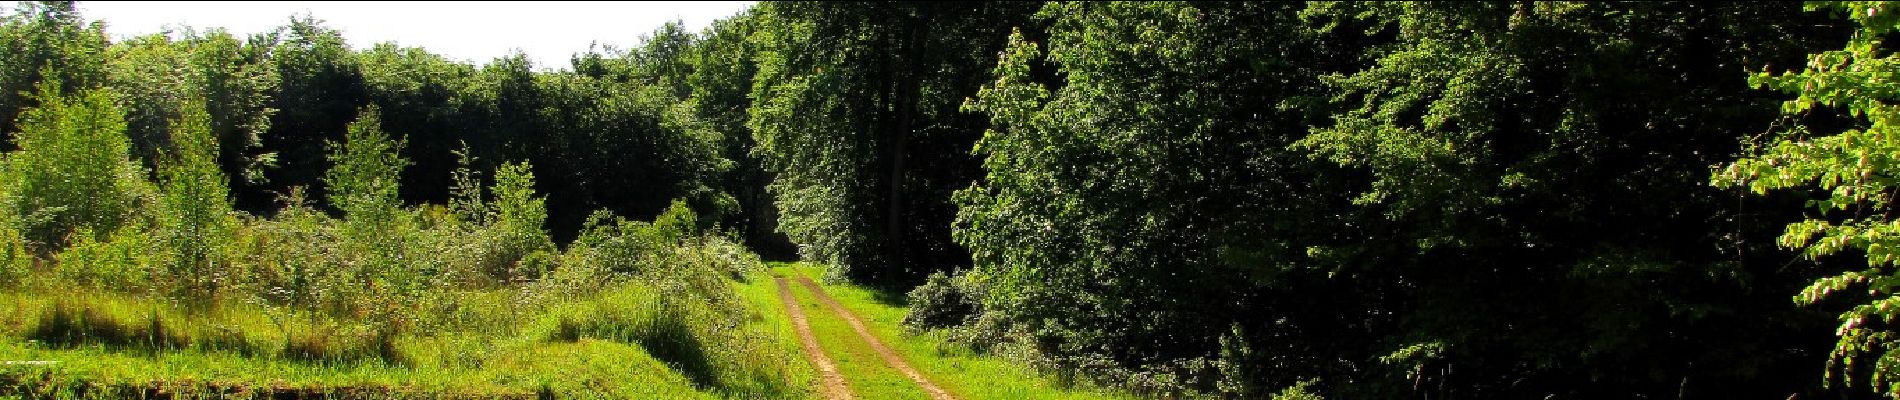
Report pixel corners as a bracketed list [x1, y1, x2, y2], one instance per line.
[1, 0, 1899, 398]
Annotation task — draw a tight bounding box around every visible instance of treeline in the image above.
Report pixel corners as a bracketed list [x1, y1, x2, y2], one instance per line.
[0, 1, 778, 252]
[742, 1, 1885, 399]
[0, 1, 799, 396]
[6, 0, 1900, 398]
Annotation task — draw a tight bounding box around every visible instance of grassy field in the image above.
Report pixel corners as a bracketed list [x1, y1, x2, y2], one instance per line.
[0, 260, 1127, 399]
[745, 263, 1131, 400]
[0, 269, 802, 399]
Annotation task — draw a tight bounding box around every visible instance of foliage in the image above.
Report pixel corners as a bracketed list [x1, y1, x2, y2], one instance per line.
[749, 2, 1036, 284]
[154, 96, 236, 295]
[0, 1, 109, 140]
[901, 270, 974, 332]
[953, 2, 1364, 396]
[0, 2, 1895, 399]
[0, 77, 147, 253]
[1713, 1, 1900, 396]
[326, 106, 406, 225]
[488, 161, 553, 278]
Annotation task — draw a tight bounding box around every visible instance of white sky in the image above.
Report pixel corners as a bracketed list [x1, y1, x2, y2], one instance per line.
[74, 1, 754, 70]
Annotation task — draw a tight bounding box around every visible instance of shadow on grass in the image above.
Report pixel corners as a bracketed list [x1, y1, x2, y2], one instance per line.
[632, 311, 718, 390]
[865, 284, 911, 308]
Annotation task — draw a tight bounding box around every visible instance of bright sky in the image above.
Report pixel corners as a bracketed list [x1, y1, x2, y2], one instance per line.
[74, 1, 754, 70]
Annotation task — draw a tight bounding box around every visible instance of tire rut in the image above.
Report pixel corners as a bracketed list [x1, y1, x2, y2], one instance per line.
[795, 275, 957, 400]
[775, 276, 855, 400]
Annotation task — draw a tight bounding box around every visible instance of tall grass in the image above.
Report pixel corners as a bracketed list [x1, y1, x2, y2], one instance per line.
[0, 95, 802, 397]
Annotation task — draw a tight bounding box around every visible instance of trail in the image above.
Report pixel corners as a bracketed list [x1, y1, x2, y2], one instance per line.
[795, 275, 958, 400]
[775, 276, 855, 400]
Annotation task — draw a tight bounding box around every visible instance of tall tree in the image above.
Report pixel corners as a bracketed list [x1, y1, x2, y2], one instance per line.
[0, 1, 108, 145]
[956, 2, 1369, 396]
[1296, 1, 1835, 396]
[750, 1, 1036, 284]
[255, 15, 368, 212]
[1714, 1, 1900, 397]
[689, 8, 796, 258]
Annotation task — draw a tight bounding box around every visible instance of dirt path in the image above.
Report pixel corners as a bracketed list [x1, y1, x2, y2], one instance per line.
[775, 276, 855, 400]
[795, 275, 958, 400]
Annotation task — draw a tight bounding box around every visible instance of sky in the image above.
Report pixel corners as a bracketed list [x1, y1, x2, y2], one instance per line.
[74, 1, 754, 69]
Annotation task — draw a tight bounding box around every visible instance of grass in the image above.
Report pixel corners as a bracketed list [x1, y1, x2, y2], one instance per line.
[784, 272, 933, 399]
[0, 271, 802, 399]
[746, 262, 1132, 400]
[0, 259, 1136, 399]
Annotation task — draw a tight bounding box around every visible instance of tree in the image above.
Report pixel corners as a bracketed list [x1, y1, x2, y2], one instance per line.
[326, 105, 406, 228]
[0, 77, 146, 253]
[257, 15, 368, 212]
[955, 2, 1367, 395]
[0, 1, 108, 144]
[1297, 1, 1832, 397]
[750, 1, 1036, 284]
[1714, 1, 1900, 396]
[688, 8, 796, 259]
[155, 94, 235, 295]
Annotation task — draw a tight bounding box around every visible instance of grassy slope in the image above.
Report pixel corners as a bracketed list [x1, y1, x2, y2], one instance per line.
[0, 339, 709, 398]
[0, 281, 773, 399]
[1, 261, 1133, 399]
[744, 263, 1130, 400]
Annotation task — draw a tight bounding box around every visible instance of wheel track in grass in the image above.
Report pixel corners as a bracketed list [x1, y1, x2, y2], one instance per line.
[775, 275, 855, 400]
[793, 274, 957, 400]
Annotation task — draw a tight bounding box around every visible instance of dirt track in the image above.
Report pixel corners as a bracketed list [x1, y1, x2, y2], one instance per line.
[794, 275, 957, 400]
[775, 276, 855, 400]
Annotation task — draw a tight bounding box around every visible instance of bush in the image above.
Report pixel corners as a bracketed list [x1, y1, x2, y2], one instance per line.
[1271, 380, 1324, 400]
[53, 226, 151, 292]
[902, 270, 974, 332]
[490, 161, 553, 278]
[0, 225, 30, 286]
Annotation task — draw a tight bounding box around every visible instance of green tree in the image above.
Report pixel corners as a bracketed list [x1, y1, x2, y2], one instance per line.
[1, 77, 146, 253]
[326, 105, 406, 228]
[687, 8, 795, 258]
[360, 42, 482, 206]
[1297, 1, 1831, 397]
[155, 94, 235, 295]
[258, 15, 368, 212]
[750, 1, 1036, 283]
[955, 2, 1364, 395]
[1714, 1, 1900, 396]
[0, 1, 109, 142]
[108, 28, 276, 194]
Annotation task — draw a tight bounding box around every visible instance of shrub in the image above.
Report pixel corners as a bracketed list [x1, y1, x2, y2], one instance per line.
[489, 161, 553, 279]
[1271, 380, 1324, 400]
[53, 226, 151, 292]
[0, 224, 30, 286]
[281, 322, 408, 366]
[902, 270, 974, 332]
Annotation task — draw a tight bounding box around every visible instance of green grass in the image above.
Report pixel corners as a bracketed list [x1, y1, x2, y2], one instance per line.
[0, 260, 1136, 399]
[783, 271, 933, 399]
[745, 263, 1132, 400]
[730, 271, 821, 399]
[0, 274, 802, 399]
[0, 337, 707, 398]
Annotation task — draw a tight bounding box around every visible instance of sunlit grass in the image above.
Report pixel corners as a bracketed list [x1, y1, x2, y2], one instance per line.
[0, 273, 803, 399]
[744, 262, 1130, 400]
